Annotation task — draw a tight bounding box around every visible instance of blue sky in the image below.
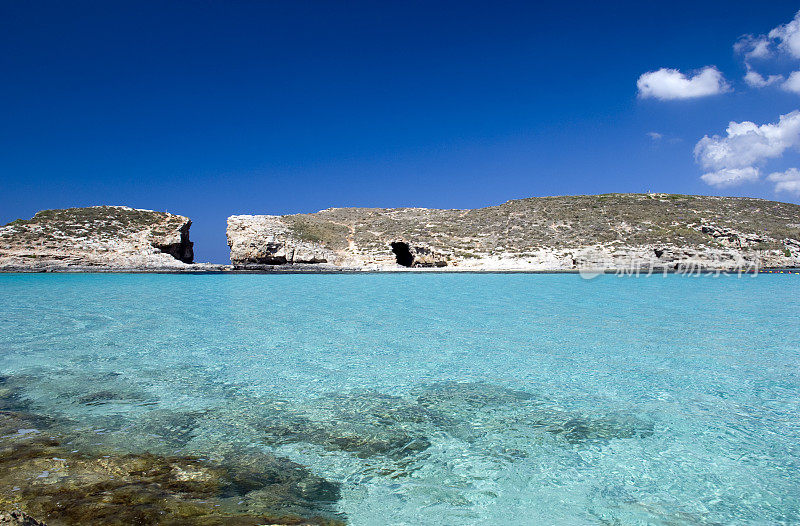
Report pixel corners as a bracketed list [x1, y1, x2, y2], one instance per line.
[2, 1, 800, 262]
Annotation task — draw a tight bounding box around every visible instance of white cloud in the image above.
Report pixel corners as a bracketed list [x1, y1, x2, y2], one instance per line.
[647, 132, 663, 141]
[782, 71, 800, 93]
[767, 168, 800, 194]
[637, 67, 730, 100]
[744, 68, 782, 88]
[735, 35, 772, 61]
[700, 167, 760, 187]
[768, 10, 800, 58]
[695, 110, 800, 187]
[736, 10, 800, 91]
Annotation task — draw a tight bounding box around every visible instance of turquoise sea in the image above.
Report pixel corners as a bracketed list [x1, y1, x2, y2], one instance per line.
[1, 273, 799, 525]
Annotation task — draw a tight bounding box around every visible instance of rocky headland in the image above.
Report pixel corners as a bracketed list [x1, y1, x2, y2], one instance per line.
[0, 206, 202, 272]
[227, 193, 800, 271]
[3, 195, 800, 272]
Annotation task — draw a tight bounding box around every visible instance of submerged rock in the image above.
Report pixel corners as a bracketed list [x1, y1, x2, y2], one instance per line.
[213, 446, 341, 518]
[415, 382, 654, 445]
[259, 391, 433, 460]
[57, 409, 209, 459]
[126, 409, 207, 451]
[0, 376, 31, 413]
[0, 411, 345, 526]
[0, 410, 55, 439]
[0, 511, 47, 526]
[416, 382, 536, 412]
[257, 383, 654, 466]
[75, 389, 150, 406]
[529, 413, 655, 443]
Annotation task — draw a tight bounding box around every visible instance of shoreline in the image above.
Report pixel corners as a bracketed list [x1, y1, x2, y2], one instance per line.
[1, 265, 798, 275]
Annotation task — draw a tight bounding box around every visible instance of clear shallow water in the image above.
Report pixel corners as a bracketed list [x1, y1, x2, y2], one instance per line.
[1, 273, 799, 525]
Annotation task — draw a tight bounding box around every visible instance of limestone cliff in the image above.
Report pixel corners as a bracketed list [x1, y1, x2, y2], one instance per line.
[227, 194, 800, 271]
[0, 206, 195, 271]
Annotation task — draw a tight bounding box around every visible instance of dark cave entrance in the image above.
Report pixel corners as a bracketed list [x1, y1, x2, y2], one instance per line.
[391, 242, 414, 267]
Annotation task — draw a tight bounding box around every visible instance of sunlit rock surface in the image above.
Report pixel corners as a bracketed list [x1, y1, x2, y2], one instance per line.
[227, 194, 800, 270]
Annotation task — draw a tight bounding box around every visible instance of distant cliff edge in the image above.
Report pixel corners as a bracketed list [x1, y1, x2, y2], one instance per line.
[0, 206, 195, 271]
[227, 194, 800, 271]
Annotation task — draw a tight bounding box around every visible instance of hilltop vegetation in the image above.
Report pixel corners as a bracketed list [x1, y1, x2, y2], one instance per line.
[291, 194, 800, 254]
[2, 206, 188, 244]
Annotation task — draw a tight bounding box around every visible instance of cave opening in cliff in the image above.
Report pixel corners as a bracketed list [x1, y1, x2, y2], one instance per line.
[152, 223, 194, 264]
[391, 242, 414, 267]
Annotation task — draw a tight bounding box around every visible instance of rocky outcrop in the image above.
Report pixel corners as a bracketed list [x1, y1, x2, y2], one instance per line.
[226, 215, 340, 267]
[0, 206, 196, 271]
[227, 194, 800, 271]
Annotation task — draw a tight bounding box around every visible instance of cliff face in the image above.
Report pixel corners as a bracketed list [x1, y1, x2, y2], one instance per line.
[227, 194, 800, 271]
[226, 215, 338, 266]
[0, 206, 194, 271]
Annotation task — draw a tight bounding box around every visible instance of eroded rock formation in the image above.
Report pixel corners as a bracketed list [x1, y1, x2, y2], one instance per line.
[0, 206, 195, 271]
[227, 194, 800, 271]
